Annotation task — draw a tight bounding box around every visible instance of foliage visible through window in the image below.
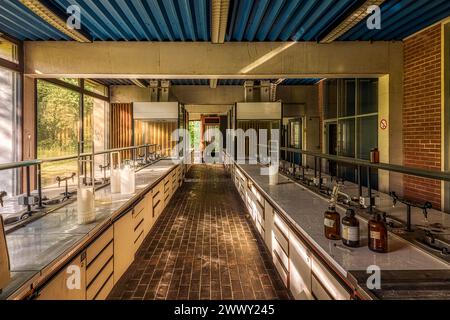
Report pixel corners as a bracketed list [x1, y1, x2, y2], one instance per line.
[37, 80, 80, 187]
[58, 78, 80, 86]
[189, 121, 201, 150]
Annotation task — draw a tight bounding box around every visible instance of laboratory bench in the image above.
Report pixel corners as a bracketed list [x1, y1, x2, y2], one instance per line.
[0, 159, 186, 300]
[225, 157, 450, 300]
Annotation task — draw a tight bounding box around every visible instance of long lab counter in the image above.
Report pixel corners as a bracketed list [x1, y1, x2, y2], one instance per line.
[228, 161, 450, 300]
[1, 159, 186, 300]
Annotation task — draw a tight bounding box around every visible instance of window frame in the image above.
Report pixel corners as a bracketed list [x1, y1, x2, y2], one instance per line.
[323, 78, 379, 161]
[35, 78, 110, 157]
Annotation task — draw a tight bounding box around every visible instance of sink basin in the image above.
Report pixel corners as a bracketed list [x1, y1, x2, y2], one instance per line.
[416, 234, 450, 256]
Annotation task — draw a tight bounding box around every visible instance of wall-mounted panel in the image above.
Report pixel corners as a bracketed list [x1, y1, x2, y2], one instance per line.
[237, 102, 281, 120]
[133, 102, 178, 120]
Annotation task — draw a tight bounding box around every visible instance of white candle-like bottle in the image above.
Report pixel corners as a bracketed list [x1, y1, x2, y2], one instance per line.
[120, 161, 136, 195]
[110, 152, 121, 193]
[110, 168, 121, 193]
[77, 186, 95, 224]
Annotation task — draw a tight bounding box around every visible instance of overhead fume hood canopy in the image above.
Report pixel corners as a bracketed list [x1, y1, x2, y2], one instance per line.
[133, 102, 179, 120]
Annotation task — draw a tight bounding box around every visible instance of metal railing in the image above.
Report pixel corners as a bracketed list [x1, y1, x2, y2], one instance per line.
[280, 146, 450, 211]
[0, 144, 160, 215]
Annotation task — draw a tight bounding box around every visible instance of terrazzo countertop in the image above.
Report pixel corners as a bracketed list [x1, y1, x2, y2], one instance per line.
[0, 160, 179, 300]
[237, 164, 450, 277]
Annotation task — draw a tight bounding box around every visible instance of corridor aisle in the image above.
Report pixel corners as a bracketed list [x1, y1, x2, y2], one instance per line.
[109, 165, 291, 300]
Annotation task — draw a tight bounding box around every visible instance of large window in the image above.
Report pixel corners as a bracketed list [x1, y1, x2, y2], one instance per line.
[324, 78, 379, 185]
[0, 67, 21, 195]
[37, 79, 109, 188]
[0, 36, 21, 196]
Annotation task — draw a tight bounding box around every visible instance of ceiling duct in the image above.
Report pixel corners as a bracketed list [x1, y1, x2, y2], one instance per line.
[210, 79, 218, 89]
[160, 80, 170, 102]
[211, 0, 230, 44]
[149, 80, 159, 102]
[260, 80, 271, 102]
[244, 81, 255, 102]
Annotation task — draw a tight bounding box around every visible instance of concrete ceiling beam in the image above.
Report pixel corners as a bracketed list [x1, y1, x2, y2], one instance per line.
[24, 41, 402, 78]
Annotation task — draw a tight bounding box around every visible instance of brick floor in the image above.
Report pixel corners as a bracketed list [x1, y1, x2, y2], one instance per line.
[108, 164, 291, 300]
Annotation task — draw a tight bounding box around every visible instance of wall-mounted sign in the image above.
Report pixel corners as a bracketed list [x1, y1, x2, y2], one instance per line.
[380, 119, 388, 130]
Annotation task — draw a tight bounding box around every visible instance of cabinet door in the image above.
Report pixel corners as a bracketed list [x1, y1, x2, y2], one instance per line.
[113, 210, 134, 284]
[143, 191, 154, 237]
[37, 253, 86, 300]
[311, 256, 351, 300]
[264, 201, 274, 252]
[289, 232, 313, 300]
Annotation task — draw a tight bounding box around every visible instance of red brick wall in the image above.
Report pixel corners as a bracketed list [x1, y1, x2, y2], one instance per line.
[403, 24, 442, 209]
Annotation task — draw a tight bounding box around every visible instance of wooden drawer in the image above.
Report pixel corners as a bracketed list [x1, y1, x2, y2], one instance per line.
[312, 274, 332, 300]
[273, 223, 289, 255]
[153, 197, 163, 218]
[311, 256, 351, 300]
[272, 235, 289, 272]
[273, 249, 289, 287]
[133, 207, 144, 230]
[134, 198, 146, 218]
[134, 218, 145, 251]
[86, 226, 113, 265]
[94, 274, 114, 300]
[86, 258, 114, 300]
[86, 241, 114, 285]
[289, 232, 313, 300]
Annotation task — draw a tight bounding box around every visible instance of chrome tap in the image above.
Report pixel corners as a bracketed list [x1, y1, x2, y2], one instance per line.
[389, 191, 432, 232]
[0, 191, 6, 207]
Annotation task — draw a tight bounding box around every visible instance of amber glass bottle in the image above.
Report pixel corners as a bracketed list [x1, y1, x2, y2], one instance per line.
[342, 209, 360, 247]
[324, 205, 341, 240]
[368, 213, 388, 253]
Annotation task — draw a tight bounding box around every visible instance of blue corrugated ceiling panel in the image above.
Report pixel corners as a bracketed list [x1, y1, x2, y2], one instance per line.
[227, 0, 360, 41]
[0, 0, 70, 40]
[94, 79, 135, 86]
[218, 79, 245, 85]
[51, 0, 211, 41]
[171, 79, 209, 85]
[282, 79, 322, 85]
[339, 0, 450, 41]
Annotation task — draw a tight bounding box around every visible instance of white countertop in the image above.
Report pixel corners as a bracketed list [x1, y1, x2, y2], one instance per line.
[238, 164, 449, 277]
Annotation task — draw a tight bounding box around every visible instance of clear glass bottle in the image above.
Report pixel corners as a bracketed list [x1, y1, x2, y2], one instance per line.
[368, 213, 388, 253]
[324, 205, 341, 240]
[342, 209, 360, 247]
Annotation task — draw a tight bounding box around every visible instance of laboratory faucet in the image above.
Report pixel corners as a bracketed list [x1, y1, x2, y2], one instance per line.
[0, 191, 6, 207]
[389, 191, 432, 232]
